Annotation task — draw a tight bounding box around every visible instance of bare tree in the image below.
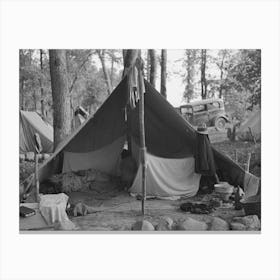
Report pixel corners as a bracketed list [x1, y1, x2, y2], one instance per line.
[149, 49, 157, 87]
[146, 50, 150, 80]
[49, 49, 71, 150]
[107, 50, 122, 87]
[184, 49, 197, 102]
[200, 49, 207, 99]
[33, 89, 37, 111]
[96, 50, 112, 95]
[39, 49, 46, 118]
[20, 77, 25, 110]
[160, 49, 167, 98]
[216, 49, 229, 99]
[69, 50, 93, 94]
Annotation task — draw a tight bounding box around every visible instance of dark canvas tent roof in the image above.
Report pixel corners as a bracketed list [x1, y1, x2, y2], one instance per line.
[37, 76, 246, 194]
[20, 110, 53, 153]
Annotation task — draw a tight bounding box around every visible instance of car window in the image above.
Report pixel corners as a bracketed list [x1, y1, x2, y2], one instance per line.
[181, 106, 192, 114]
[208, 102, 220, 110]
[193, 104, 206, 113]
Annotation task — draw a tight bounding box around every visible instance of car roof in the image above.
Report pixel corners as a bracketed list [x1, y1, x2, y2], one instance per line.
[180, 98, 224, 107]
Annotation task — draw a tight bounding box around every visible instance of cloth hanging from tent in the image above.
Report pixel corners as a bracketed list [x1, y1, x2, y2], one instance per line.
[243, 171, 260, 199]
[130, 152, 201, 198]
[194, 132, 216, 176]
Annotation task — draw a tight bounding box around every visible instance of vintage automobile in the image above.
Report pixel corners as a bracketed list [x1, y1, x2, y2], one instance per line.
[178, 99, 230, 130]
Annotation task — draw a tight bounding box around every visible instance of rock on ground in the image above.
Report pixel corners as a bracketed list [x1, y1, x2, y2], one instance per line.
[230, 222, 247, 231]
[132, 220, 155, 231]
[210, 217, 229, 231]
[155, 216, 174, 231]
[176, 217, 208, 231]
[232, 215, 261, 230]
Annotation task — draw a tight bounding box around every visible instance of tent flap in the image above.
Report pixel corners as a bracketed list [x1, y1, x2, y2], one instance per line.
[63, 136, 125, 175]
[130, 153, 201, 198]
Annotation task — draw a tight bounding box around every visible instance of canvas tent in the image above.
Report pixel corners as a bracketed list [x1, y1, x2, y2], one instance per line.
[237, 110, 261, 142]
[20, 110, 54, 154]
[35, 76, 258, 198]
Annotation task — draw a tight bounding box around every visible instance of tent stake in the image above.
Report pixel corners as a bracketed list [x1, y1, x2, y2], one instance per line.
[137, 56, 147, 216]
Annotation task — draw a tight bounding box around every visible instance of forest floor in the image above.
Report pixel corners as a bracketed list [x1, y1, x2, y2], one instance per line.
[67, 191, 247, 231]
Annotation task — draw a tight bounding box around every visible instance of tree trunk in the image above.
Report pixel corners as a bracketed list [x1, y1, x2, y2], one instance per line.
[160, 49, 167, 98]
[49, 49, 71, 150]
[39, 49, 46, 118]
[219, 68, 224, 98]
[122, 49, 139, 155]
[146, 50, 150, 80]
[97, 50, 112, 95]
[149, 49, 157, 87]
[122, 49, 139, 77]
[122, 50, 127, 65]
[20, 78, 25, 110]
[33, 90, 37, 111]
[110, 57, 114, 86]
[201, 49, 207, 99]
[184, 50, 193, 102]
[219, 51, 226, 99]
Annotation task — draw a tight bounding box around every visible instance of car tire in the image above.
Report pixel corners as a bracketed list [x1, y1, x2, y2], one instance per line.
[215, 117, 226, 131]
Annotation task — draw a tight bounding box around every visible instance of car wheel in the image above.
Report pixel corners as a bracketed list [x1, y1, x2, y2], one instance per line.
[215, 117, 226, 131]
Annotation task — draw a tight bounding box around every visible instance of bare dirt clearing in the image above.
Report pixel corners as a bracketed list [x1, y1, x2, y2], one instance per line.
[69, 191, 245, 231]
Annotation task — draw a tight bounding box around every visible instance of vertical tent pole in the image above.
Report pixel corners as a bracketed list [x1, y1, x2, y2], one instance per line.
[34, 133, 42, 202]
[137, 56, 147, 216]
[35, 153, 40, 202]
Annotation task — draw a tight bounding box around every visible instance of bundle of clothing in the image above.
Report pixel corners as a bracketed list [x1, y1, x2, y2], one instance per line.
[40, 168, 112, 194]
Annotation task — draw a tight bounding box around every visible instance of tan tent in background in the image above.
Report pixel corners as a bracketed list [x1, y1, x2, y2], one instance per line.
[237, 110, 261, 142]
[20, 110, 53, 153]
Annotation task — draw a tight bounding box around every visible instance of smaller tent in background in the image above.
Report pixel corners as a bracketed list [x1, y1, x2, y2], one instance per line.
[20, 110, 53, 154]
[237, 110, 261, 142]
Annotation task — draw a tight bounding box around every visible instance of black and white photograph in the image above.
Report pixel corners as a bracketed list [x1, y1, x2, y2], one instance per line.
[19, 49, 261, 232]
[1, 1, 280, 280]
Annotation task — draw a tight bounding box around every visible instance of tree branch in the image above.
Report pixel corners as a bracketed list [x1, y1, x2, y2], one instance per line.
[69, 51, 94, 94]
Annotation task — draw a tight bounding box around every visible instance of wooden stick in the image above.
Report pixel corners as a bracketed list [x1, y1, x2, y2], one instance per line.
[137, 57, 147, 216]
[246, 152, 252, 172]
[214, 173, 220, 184]
[248, 127, 257, 144]
[35, 154, 40, 202]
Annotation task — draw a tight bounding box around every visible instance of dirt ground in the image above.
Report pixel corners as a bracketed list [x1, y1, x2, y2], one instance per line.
[68, 190, 245, 231]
